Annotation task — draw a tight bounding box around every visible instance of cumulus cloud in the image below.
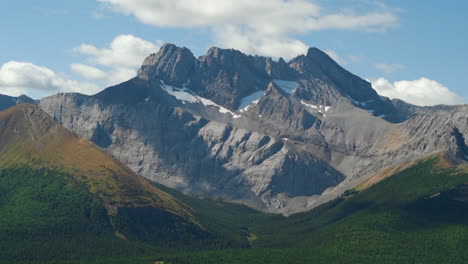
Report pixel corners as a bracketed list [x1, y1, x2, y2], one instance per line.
[0, 61, 101, 98]
[70, 63, 108, 80]
[74, 34, 160, 68]
[371, 77, 464, 106]
[72, 34, 161, 84]
[98, 0, 398, 58]
[375, 63, 406, 73]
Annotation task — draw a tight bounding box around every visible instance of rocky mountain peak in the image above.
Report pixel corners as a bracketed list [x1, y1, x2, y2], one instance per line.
[265, 81, 288, 97]
[286, 46, 409, 121]
[190, 47, 270, 110]
[306, 47, 328, 60]
[137, 43, 196, 86]
[204, 46, 241, 58]
[264, 57, 299, 81]
[36, 43, 468, 215]
[199, 46, 261, 72]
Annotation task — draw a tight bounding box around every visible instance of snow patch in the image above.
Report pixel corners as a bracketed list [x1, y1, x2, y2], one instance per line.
[273, 80, 298, 95]
[348, 96, 376, 108]
[347, 96, 380, 116]
[240, 99, 260, 112]
[238, 90, 265, 110]
[161, 81, 241, 118]
[300, 100, 331, 116]
[161, 82, 197, 104]
[300, 100, 319, 109]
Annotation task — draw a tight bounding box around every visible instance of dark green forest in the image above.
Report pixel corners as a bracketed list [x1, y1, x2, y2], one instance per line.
[1, 156, 467, 264]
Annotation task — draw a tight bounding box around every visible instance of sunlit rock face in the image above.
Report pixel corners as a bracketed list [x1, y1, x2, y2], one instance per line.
[38, 44, 468, 214]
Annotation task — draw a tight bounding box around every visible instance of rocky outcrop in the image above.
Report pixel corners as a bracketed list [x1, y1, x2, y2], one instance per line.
[189, 47, 271, 109]
[138, 43, 196, 87]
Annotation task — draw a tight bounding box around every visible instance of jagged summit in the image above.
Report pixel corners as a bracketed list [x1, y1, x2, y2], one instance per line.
[135, 43, 401, 117]
[265, 81, 287, 96]
[137, 43, 196, 86]
[306, 47, 329, 58]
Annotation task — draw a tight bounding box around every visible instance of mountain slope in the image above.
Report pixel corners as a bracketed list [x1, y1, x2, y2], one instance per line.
[0, 104, 211, 261]
[38, 44, 468, 214]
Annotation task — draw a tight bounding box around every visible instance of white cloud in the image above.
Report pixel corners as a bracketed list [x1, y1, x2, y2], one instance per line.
[74, 34, 160, 68]
[375, 63, 406, 73]
[98, 0, 399, 58]
[0, 61, 101, 98]
[71, 63, 108, 80]
[213, 25, 309, 59]
[0, 87, 28, 97]
[324, 49, 347, 65]
[371, 77, 464, 106]
[72, 34, 161, 85]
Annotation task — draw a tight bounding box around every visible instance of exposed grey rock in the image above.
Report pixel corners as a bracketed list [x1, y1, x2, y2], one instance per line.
[189, 47, 271, 109]
[39, 87, 344, 213]
[289, 48, 408, 122]
[138, 43, 196, 87]
[37, 43, 468, 215]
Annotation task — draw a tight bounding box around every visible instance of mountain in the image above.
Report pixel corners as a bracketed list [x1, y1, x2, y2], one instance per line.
[38, 44, 468, 214]
[0, 94, 35, 111]
[0, 104, 211, 261]
[0, 104, 466, 263]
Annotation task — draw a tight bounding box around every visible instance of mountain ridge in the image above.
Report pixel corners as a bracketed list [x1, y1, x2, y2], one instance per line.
[34, 43, 468, 214]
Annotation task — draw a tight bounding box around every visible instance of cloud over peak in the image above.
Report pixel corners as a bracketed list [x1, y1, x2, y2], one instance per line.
[99, 0, 398, 58]
[371, 77, 464, 106]
[72, 34, 161, 85]
[73, 34, 160, 68]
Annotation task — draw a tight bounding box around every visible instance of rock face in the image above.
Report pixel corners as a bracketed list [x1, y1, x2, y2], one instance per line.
[38, 44, 468, 214]
[138, 43, 196, 87]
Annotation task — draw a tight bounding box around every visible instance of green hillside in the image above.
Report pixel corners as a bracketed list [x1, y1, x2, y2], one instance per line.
[0, 104, 215, 262]
[152, 154, 468, 264]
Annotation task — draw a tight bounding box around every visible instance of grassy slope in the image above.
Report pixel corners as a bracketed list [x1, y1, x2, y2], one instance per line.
[0, 105, 214, 262]
[0, 104, 193, 219]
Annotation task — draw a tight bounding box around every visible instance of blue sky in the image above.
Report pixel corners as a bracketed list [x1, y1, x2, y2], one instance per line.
[0, 0, 466, 106]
